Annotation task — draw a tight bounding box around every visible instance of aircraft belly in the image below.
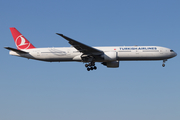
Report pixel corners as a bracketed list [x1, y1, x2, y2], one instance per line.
[40, 55, 74, 61]
[28, 51, 75, 62]
[33, 55, 74, 62]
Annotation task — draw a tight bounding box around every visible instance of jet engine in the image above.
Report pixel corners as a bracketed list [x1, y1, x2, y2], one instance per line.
[102, 61, 119, 68]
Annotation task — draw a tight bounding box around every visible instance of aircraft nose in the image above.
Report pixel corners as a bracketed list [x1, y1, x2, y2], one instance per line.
[174, 52, 177, 57]
[172, 51, 177, 57]
[170, 50, 177, 57]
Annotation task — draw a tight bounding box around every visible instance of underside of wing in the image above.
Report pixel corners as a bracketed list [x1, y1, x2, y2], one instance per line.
[56, 33, 103, 55]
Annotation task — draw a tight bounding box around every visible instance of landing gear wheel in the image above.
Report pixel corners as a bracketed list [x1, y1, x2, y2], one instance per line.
[87, 67, 90, 71]
[94, 66, 97, 70]
[85, 64, 89, 68]
[85, 62, 97, 71]
[162, 64, 165, 67]
[162, 59, 167, 67]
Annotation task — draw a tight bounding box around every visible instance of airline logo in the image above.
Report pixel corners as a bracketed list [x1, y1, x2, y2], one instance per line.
[10, 27, 35, 50]
[16, 35, 30, 49]
[119, 47, 157, 50]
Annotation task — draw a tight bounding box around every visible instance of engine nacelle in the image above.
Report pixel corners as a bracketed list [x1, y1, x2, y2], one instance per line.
[103, 51, 117, 61]
[102, 61, 119, 68]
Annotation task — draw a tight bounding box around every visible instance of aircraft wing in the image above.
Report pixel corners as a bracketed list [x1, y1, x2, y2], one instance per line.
[4, 47, 28, 54]
[56, 33, 103, 55]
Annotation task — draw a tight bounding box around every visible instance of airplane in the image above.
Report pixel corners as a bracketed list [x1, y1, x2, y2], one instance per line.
[5, 27, 177, 71]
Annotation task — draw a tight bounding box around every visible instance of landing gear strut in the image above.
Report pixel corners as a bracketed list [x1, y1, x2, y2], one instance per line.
[85, 62, 97, 71]
[162, 59, 167, 67]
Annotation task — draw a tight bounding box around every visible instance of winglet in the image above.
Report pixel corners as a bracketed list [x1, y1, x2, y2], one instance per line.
[56, 33, 63, 36]
[56, 33, 71, 41]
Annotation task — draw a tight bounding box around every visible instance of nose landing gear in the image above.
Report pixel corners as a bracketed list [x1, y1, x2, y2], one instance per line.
[85, 62, 97, 71]
[162, 59, 167, 67]
[162, 63, 165, 67]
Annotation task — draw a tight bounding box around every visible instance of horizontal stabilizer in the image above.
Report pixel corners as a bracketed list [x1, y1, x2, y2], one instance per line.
[4, 47, 28, 54]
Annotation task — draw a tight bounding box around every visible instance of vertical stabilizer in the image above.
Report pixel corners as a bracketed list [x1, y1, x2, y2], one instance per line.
[10, 27, 35, 50]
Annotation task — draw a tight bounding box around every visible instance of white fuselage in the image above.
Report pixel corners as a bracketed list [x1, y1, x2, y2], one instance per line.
[9, 46, 177, 62]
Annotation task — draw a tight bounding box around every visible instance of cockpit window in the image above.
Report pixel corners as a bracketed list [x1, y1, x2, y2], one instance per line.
[170, 50, 174, 52]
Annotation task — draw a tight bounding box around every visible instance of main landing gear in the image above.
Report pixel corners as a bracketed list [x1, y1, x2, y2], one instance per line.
[85, 62, 97, 71]
[162, 59, 167, 67]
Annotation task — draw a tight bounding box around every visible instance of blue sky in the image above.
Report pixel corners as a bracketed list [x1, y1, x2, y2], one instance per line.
[0, 0, 180, 120]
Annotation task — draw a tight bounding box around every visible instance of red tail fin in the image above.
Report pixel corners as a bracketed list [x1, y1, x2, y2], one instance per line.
[10, 27, 35, 50]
